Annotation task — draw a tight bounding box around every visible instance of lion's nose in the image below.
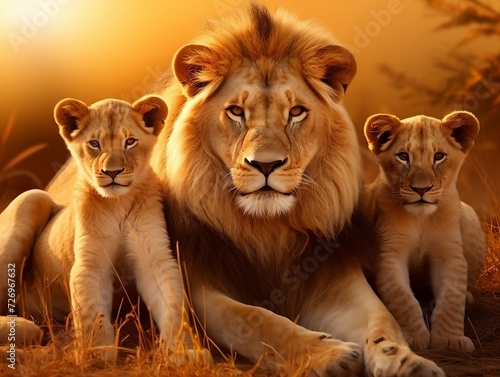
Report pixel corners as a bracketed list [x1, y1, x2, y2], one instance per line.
[410, 185, 432, 197]
[102, 168, 124, 180]
[245, 158, 288, 178]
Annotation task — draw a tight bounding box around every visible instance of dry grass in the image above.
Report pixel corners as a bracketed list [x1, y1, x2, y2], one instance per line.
[0, 219, 498, 377]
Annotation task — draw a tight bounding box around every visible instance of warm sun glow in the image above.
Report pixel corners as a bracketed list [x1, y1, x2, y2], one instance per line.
[2, 0, 41, 25]
[2, 0, 65, 36]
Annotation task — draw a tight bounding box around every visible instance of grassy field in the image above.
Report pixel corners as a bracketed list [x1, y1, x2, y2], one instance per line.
[0, 220, 498, 377]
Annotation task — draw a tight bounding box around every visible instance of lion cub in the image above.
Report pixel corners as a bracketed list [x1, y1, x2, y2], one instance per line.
[52, 96, 184, 357]
[363, 110, 486, 352]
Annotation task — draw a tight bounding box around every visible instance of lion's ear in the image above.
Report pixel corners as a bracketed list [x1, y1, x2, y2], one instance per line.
[364, 114, 401, 155]
[442, 111, 479, 153]
[308, 45, 357, 98]
[132, 95, 168, 136]
[173, 44, 226, 98]
[54, 98, 89, 142]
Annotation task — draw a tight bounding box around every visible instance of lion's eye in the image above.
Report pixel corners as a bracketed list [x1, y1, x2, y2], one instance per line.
[88, 140, 100, 150]
[226, 106, 245, 122]
[434, 152, 446, 164]
[396, 152, 409, 164]
[125, 138, 138, 149]
[289, 106, 308, 123]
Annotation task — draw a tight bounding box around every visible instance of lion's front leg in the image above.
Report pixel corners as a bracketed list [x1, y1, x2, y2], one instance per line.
[192, 283, 363, 376]
[126, 212, 185, 349]
[429, 251, 474, 351]
[0, 190, 58, 314]
[70, 236, 116, 361]
[303, 268, 445, 377]
[376, 251, 430, 349]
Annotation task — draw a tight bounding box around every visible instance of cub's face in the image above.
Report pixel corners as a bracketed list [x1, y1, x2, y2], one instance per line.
[54, 96, 167, 198]
[364, 111, 479, 215]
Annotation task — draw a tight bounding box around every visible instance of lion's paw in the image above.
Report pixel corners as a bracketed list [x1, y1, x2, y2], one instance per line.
[365, 340, 445, 377]
[307, 336, 363, 377]
[405, 328, 430, 350]
[431, 334, 475, 352]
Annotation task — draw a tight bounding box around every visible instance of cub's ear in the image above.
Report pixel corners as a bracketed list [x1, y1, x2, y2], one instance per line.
[173, 44, 227, 98]
[132, 95, 168, 136]
[54, 98, 89, 142]
[442, 111, 480, 153]
[305, 45, 357, 100]
[364, 114, 401, 155]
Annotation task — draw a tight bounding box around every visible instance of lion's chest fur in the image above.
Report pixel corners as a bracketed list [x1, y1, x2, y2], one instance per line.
[167, 203, 375, 319]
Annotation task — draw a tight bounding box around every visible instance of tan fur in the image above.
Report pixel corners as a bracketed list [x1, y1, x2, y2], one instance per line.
[364, 110, 487, 352]
[0, 96, 187, 359]
[1, 5, 445, 376]
[148, 5, 443, 376]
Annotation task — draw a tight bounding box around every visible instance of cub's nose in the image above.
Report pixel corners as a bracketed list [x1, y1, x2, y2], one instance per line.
[245, 158, 288, 178]
[410, 185, 432, 197]
[102, 168, 124, 180]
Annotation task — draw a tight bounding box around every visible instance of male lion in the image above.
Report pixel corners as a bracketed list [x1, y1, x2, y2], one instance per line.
[148, 5, 443, 376]
[0, 4, 444, 376]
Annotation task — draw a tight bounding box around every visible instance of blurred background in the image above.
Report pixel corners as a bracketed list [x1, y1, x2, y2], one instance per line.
[0, 0, 499, 217]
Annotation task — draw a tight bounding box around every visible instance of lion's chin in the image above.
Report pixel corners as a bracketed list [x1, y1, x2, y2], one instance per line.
[236, 192, 296, 217]
[403, 201, 438, 216]
[95, 183, 131, 199]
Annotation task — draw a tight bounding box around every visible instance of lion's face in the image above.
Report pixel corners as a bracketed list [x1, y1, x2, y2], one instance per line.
[159, 7, 363, 246]
[54, 96, 167, 198]
[364, 111, 479, 215]
[199, 61, 330, 217]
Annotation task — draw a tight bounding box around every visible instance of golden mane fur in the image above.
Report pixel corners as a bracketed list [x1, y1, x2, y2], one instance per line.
[152, 4, 362, 264]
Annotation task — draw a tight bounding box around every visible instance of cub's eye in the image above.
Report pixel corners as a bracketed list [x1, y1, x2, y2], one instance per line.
[289, 106, 308, 122]
[88, 140, 100, 150]
[434, 152, 446, 163]
[125, 138, 138, 149]
[226, 106, 245, 122]
[396, 152, 409, 164]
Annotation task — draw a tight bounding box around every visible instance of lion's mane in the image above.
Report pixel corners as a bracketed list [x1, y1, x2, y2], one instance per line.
[152, 5, 366, 286]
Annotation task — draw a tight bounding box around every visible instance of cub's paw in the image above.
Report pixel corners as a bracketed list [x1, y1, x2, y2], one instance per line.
[365, 340, 445, 377]
[78, 345, 118, 365]
[306, 335, 363, 377]
[405, 328, 430, 350]
[0, 316, 43, 345]
[168, 348, 213, 365]
[431, 334, 475, 352]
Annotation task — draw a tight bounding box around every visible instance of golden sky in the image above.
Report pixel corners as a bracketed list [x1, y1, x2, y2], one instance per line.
[0, 0, 498, 208]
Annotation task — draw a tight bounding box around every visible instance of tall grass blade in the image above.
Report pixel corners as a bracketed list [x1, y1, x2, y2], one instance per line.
[0, 109, 17, 163]
[1, 143, 48, 175]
